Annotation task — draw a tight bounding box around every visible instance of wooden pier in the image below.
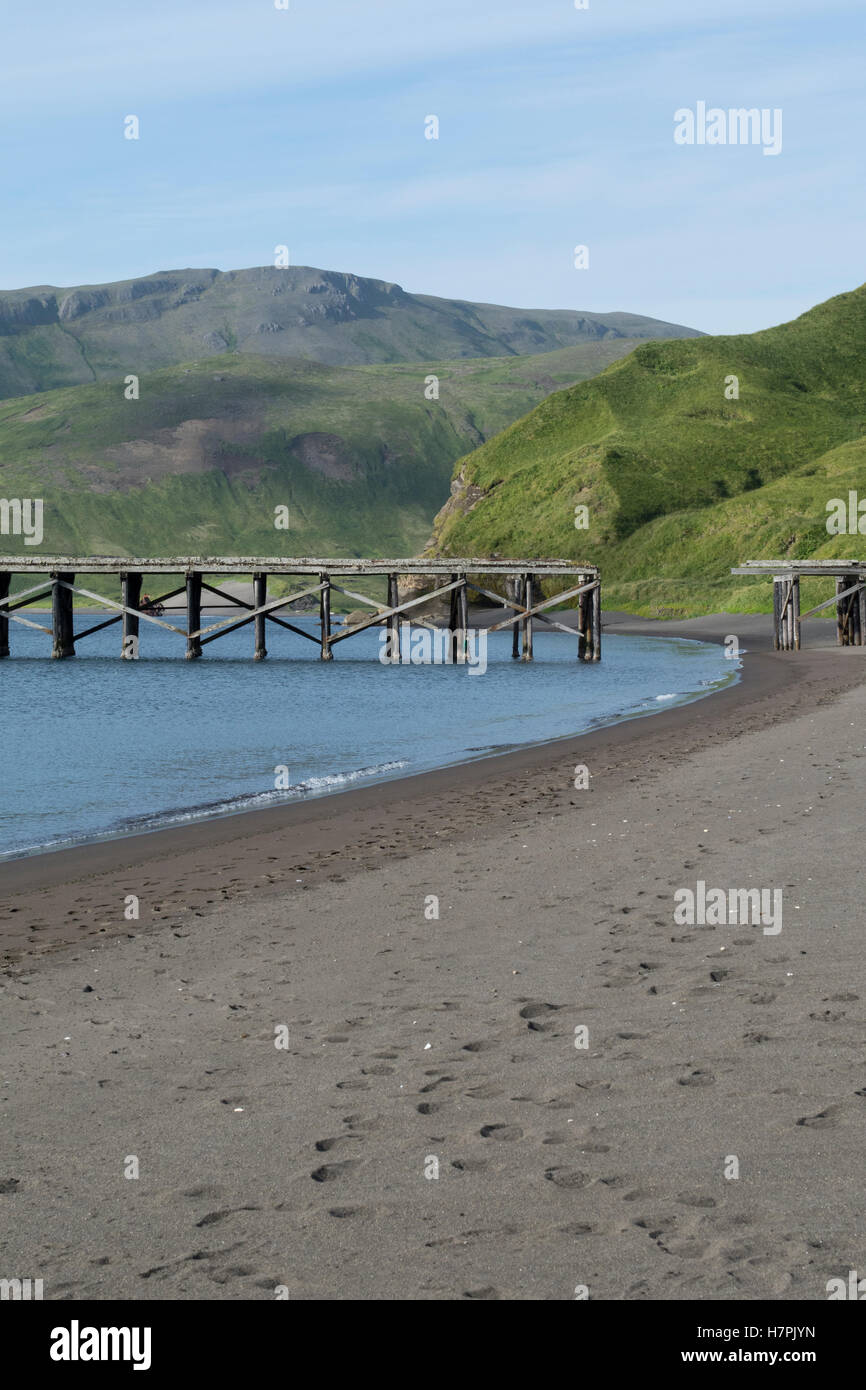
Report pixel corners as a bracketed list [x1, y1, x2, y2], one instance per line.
[731, 560, 866, 650]
[0, 557, 601, 663]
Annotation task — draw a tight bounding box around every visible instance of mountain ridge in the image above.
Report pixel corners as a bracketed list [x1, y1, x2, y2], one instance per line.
[0, 264, 704, 400]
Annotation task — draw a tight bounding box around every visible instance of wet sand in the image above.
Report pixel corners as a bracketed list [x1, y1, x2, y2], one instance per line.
[2, 613, 866, 1299]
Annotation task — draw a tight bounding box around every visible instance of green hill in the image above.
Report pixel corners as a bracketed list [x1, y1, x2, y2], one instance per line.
[429, 283, 866, 616]
[0, 340, 640, 564]
[0, 264, 702, 400]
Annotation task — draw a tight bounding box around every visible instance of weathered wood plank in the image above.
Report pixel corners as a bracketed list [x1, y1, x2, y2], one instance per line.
[0, 555, 601, 579]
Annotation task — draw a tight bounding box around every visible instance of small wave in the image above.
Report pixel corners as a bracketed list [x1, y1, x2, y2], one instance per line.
[117, 760, 411, 832]
[0, 760, 410, 861]
[655, 692, 679, 701]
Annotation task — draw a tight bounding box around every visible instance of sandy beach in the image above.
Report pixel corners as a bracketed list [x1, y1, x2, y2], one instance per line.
[2, 612, 866, 1300]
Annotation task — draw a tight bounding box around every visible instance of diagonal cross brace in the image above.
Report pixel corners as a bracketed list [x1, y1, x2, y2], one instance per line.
[189, 584, 325, 640]
[55, 581, 188, 635]
[800, 580, 865, 622]
[486, 578, 597, 633]
[329, 578, 463, 645]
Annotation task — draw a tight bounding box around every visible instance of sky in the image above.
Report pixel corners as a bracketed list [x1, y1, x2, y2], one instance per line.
[1, 0, 863, 335]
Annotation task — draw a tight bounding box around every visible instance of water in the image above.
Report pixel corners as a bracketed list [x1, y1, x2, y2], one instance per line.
[0, 616, 738, 860]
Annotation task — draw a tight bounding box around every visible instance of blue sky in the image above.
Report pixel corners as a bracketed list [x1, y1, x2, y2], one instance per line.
[1, 0, 863, 333]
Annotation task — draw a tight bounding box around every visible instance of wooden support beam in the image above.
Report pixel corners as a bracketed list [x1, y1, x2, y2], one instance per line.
[522, 574, 533, 662]
[320, 573, 333, 661]
[0, 572, 9, 657]
[591, 575, 602, 661]
[836, 576, 850, 646]
[772, 577, 782, 650]
[388, 574, 400, 664]
[121, 572, 141, 659]
[578, 581, 588, 662]
[511, 577, 520, 660]
[448, 573, 460, 664]
[792, 575, 801, 651]
[845, 573, 859, 646]
[253, 573, 267, 661]
[186, 572, 202, 660]
[583, 578, 597, 661]
[457, 574, 468, 665]
[779, 578, 793, 651]
[51, 571, 75, 659]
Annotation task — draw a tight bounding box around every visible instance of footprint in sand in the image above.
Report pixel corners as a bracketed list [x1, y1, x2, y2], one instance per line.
[518, 1001, 560, 1022]
[195, 1206, 260, 1227]
[796, 1106, 842, 1128]
[544, 1168, 590, 1189]
[480, 1124, 523, 1141]
[419, 1075, 455, 1093]
[311, 1161, 360, 1182]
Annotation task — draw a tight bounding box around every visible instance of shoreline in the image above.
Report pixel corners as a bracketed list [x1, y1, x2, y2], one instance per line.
[1, 612, 862, 966]
[0, 623, 736, 868]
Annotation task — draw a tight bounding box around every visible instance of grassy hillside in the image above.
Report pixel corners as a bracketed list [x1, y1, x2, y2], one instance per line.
[0, 264, 703, 400]
[430, 283, 866, 616]
[0, 340, 639, 564]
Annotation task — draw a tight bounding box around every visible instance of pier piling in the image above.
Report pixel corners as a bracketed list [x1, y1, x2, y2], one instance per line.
[387, 574, 400, 663]
[121, 572, 141, 659]
[186, 572, 202, 660]
[0, 571, 9, 658]
[521, 574, 533, 662]
[51, 572, 75, 659]
[253, 573, 268, 660]
[319, 573, 333, 661]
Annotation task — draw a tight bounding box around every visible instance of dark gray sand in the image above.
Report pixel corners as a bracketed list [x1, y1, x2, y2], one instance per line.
[2, 614, 866, 1300]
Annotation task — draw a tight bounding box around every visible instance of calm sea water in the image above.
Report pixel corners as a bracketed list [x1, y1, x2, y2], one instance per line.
[0, 616, 738, 860]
